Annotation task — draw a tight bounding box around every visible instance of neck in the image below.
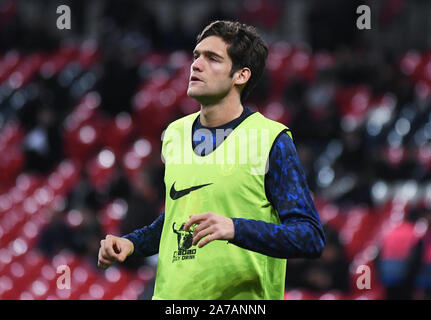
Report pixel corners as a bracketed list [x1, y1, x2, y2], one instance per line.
[199, 93, 243, 127]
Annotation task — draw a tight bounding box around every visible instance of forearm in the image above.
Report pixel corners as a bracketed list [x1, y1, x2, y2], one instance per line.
[230, 217, 325, 259]
[122, 213, 165, 257]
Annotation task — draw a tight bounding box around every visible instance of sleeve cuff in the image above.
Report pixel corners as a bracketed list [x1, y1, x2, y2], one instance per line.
[229, 218, 241, 244]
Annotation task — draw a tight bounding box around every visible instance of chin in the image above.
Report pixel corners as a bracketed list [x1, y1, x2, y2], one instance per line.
[187, 92, 210, 106]
[187, 88, 203, 100]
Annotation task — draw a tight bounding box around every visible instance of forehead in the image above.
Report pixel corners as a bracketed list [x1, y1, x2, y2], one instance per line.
[194, 36, 229, 57]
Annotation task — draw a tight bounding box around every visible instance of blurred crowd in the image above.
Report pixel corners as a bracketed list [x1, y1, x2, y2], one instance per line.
[1, 0, 431, 299]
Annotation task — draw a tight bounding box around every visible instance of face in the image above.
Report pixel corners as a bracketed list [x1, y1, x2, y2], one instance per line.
[187, 36, 236, 105]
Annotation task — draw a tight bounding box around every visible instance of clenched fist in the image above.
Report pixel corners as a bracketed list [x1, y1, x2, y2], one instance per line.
[97, 235, 134, 269]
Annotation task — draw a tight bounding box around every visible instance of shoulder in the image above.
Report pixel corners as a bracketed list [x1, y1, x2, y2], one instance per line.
[250, 112, 294, 154]
[270, 130, 297, 161]
[252, 112, 291, 136]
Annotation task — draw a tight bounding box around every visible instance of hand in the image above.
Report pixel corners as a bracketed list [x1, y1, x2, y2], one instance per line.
[97, 235, 134, 269]
[184, 212, 235, 248]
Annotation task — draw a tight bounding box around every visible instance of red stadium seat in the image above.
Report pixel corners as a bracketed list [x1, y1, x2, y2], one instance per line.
[63, 106, 104, 163]
[98, 268, 132, 300]
[284, 289, 317, 300]
[415, 80, 431, 101]
[416, 145, 431, 169]
[70, 264, 98, 300]
[0, 50, 21, 84]
[0, 208, 27, 248]
[0, 275, 14, 299]
[266, 42, 292, 98]
[0, 198, 12, 224]
[100, 112, 135, 156]
[335, 85, 372, 121]
[0, 121, 25, 150]
[28, 277, 50, 300]
[339, 206, 371, 259]
[133, 86, 177, 139]
[8, 53, 44, 89]
[15, 173, 44, 197]
[77, 40, 99, 69]
[399, 50, 423, 82]
[1, 250, 46, 299]
[260, 101, 291, 126]
[313, 51, 335, 71]
[318, 291, 345, 300]
[122, 138, 154, 181]
[286, 47, 315, 81]
[171, 68, 190, 102]
[47, 160, 80, 197]
[381, 146, 407, 168]
[119, 279, 145, 300]
[40, 46, 78, 78]
[55, 160, 80, 194]
[85, 282, 107, 300]
[99, 199, 128, 236]
[0, 145, 25, 190]
[177, 95, 200, 116]
[315, 200, 347, 233]
[3, 261, 27, 299]
[86, 149, 117, 191]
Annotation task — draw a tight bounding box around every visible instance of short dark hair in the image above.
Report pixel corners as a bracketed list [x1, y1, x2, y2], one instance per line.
[196, 20, 268, 102]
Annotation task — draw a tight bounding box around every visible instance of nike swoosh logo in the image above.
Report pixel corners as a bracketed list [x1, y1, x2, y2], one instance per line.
[170, 182, 213, 200]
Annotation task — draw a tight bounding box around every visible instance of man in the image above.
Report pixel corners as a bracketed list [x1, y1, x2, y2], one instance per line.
[98, 20, 325, 300]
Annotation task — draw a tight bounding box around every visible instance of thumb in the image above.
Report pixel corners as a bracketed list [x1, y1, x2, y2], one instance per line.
[116, 250, 128, 262]
[114, 242, 130, 262]
[112, 242, 124, 262]
[116, 254, 126, 263]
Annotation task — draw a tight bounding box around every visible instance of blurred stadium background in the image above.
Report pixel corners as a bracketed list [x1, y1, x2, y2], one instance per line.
[1, 0, 431, 300]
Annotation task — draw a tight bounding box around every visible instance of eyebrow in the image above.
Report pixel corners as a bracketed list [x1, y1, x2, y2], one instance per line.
[193, 49, 224, 60]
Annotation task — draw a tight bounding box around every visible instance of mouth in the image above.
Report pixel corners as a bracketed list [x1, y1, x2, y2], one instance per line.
[190, 75, 203, 83]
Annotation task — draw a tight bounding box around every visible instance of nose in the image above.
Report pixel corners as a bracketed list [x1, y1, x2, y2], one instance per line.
[191, 56, 203, 72]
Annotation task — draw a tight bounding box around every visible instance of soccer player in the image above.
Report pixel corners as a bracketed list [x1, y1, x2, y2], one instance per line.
[98, 20, 326, 300]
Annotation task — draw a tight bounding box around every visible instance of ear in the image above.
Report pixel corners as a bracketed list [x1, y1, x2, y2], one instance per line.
[233, 67, 251, 86]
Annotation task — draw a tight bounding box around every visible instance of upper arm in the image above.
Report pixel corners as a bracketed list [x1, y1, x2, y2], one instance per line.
[265, 132, 323, 228]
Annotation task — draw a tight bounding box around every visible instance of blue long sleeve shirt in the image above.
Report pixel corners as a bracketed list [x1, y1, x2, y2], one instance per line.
[124, 107, 326, 259]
